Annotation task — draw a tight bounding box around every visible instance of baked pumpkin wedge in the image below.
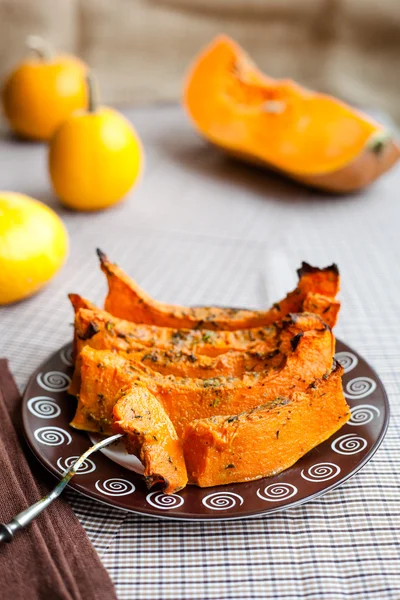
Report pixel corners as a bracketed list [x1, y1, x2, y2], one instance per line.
[69, 304, 326, 395]
[183, 361, 349, 487]
[184, 36, 399, 193]
[71, 302, 279, 358]
[71, 325, 333, 437]
[69, 293, 97, 312]
[69, 306, 328, 395]
[71, 301, 330, 358]
[98, 250, 340, 329]
[69, 294, 98, 361]
[113, 383, 188, 494]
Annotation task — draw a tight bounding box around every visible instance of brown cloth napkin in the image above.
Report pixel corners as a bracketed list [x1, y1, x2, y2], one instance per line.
[0, 359, 118, 600]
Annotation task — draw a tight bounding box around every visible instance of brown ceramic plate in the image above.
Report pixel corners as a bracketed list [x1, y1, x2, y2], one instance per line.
[22, 340, 389, 521]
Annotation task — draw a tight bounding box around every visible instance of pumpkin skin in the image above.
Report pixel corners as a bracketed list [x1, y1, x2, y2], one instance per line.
[2, 39, 87, 141]
[184, 36, 399, 193]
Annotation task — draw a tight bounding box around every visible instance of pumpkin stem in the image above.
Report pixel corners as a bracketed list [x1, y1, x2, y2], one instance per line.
[26, 35, 54, 61]
[367, 130, 391, 155]
[85, 71, 100, 113]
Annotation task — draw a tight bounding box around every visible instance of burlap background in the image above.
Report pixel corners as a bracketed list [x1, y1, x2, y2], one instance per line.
[0, 0, 399, 122]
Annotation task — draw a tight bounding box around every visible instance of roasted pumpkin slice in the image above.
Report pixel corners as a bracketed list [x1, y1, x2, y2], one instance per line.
[72, 302, 329, 357]
[69, 294, 99, 361]
[113, 383, 188, 494]
[69, 293, 97, 312]
[183, 361, 349, 487]
[69, 306, 328, 395]
[184, 36, 399, 193]
[71, 303, 279, 358]
[71, 325, 333, 437]
[98, 250, 340, 329]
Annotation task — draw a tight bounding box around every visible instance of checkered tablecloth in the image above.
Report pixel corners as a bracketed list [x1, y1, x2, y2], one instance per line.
[1, 105, 400, 600]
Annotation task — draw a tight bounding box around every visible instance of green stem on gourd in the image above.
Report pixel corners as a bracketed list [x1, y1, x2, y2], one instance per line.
[26, 35, 54, 61]
[85, 71, 100, 113]
[367, 130, 392, 156]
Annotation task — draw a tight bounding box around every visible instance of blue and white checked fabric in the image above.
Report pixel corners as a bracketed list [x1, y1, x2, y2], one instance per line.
[1, 105, 399, 599]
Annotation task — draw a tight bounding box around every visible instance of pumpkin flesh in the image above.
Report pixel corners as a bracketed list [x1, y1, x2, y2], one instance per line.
[98, 251, 340, 329]
[184, 36, 399, 191]
[71, 325, 334, 438]
[113, 383, 188, 494]
[69, 306, 328, 395]
[183, 362, 350, 487]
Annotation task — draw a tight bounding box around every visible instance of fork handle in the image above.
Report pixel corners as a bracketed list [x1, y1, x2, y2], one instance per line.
[0, 522, 18, 543]
[0, 433, 123, 544]
[0, 492, 59, 543]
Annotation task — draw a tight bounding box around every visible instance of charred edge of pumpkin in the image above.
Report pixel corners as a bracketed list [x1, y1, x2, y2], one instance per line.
[96, 248, 110, 269]
[290, 332, 303, 352]
[96, 248, 109, 264]
[143, 474, 167, 490]
[78, 321, 100, 340]
[306, 359, 343, 390]
[331, 358, 343, 374]
[297, 262, 339, 280]
[144, 474, 183, 494]
[284, 312, 330, 331]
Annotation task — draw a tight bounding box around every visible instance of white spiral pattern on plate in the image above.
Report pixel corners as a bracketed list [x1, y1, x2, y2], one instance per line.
[34, 426, 72, 446]
[256, 483, 298, 502]
[60, 347, 74, 367]
[27, 396, 61, 419]
[344, 377, 377, 400]
[36, 371, 71, 392]
[334, 351, 358, 373]
[56, 456, 96, 475]
[349, 404, 380, 426]
[202, 492, 244, 511]
[331, 433, 368, 455]
[301, 463, 341, 482]
[95, 478, 135, 496]
[146, 492, 184, 510]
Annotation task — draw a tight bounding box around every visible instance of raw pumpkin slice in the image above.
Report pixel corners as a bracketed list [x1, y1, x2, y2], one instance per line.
[184, 35, 399, 193]
[71, 325, 333, 437]
[183, 361, 350, 487]
[113, 383, 188, 494]
[98, 250, 340, 329]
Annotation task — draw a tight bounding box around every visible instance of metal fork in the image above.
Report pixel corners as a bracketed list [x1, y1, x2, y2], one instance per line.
[0, 433, 123, 544]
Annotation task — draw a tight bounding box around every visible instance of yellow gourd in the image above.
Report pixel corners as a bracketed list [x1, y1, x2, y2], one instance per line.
[2, 36, 87, 141]
[48, 73, 143, 211]
[0, 192, 69, 304]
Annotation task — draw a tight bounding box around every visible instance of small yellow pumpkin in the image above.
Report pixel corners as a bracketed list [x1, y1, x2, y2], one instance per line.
[48, 73, 143, 211]
[0, 191, 69, 305]
[2, 36, 87, 141]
